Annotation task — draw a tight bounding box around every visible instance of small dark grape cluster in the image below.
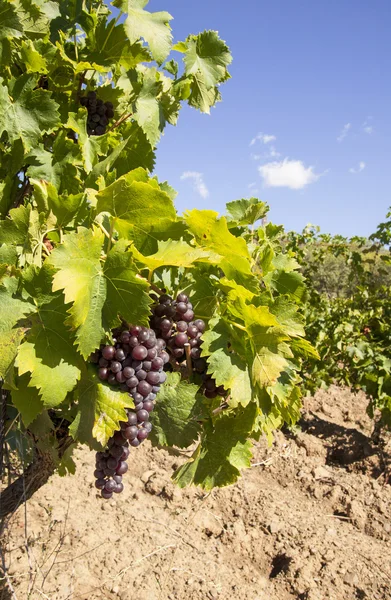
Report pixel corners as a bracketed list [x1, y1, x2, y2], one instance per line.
[80, 91, 114, 136]
[193, 357, 226, 399]
[91, 326, 168, 499]
[151, 293, 205, 362]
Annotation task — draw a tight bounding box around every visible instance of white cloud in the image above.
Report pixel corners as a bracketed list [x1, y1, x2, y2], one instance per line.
[349, 161, 366, 174]
[248, 182, 257, 189]
[337, 123, 351, 142]
[250, 132, 276, 146]
[258, 158, 321, 190]
[362, 117, 373, 135]
[180, 171, 209, 198]
[248, 182, 259, 194]
[268, 145, 280, 158]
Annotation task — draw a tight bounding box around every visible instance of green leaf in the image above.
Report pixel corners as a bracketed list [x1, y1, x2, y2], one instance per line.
[226, 198, 268, 226]
[184, 31, 232, 89]
[96, 168, 177, 253]
[20, 39, 48, 73]
[0, 75, 60, 151]
[264, 269, 306, 303]
[173, 403, 256, 489]
[31, 179, 86, 227]
[0, 277, 33, 379]
[0, 1, 23, 40]
[269, 297, 305, 337]
[201, 316, 252, 408]
[48, 227, 106, 358]
[70, 364, 132, 447]
[134, 68, 162, 147]
[187, 74, 220, 114]
[15, 297, 82, 408]
[132, 239, 213, 271]
[115, 0, 173, 64]
[0, 205, 31, 245]
[150, 372, 203, 448]
[102, 239, 152, 329]
[11, 374, 44, 427]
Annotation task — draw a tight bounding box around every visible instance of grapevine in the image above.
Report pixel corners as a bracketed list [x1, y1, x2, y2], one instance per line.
[0, 0, 312, 516]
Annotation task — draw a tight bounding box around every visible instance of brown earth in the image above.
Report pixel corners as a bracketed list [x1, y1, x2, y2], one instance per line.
[2, 386, 391, 600]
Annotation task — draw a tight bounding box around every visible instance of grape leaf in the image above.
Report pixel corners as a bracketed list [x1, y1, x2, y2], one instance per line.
[102, 239, 152, 329]
[187, 268, 218, 319]
[0, 277, 33, 379]
[20, 39, 48, 73]
[16, 297, 82, 408]
[131, 239, 213, 271]
[115, 0, 173, 64]
[48, 227, 106, 358]
[264, 269, 306, 303]
[70, 364, 132, 447]
[0, 205, 31, 245]
[96, 169, 177, 253]
[173, 403, 257, 489]
[269, 296, 305, 337]
[150, 372, 203, 448]
[183, 31, 232, 89]
[0, 74, 60, 151]
[134, 68, 162, 147]
[226, 198, 269, 226]
[11, 374, 44, 427]
[0, 1, 23, 40]
[201, 316, 252, 408]
[187, 75, 220, 114]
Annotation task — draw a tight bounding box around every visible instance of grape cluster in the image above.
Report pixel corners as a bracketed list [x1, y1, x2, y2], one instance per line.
[80, 91, 114, 136]
[91, 326, 168, 499]
[193, 357, 226, 399]
[151, 293, 205, 362]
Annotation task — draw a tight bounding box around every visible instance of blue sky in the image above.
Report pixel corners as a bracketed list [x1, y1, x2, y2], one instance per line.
[146, 0, 391, 237]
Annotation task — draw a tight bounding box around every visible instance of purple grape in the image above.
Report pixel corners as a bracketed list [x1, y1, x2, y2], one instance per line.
[104, 467, 116, 476]
[101, 489, 113, 499]
[151, 357, 163, 371]
[176, 302, 188, 314]
[122, 425, 138, 440]
[146, 371, 160, 385]
[152, 385, 160, 393]
[138, 330, 149, 342]
[116, 461, 128, 475]
[121, 331, 130, 343]
[113, 474, 122, 483]
[143, 400, 154, 413]
[144, 421, 153, 433]
[175, 332, 188, 347]
[114, 482, 124, 493]
[177, 321, 188, 332]
[159, 294, 172, 304]
[138, 381, 152, 397]
[105, 479, 117, 492]
[155, 304, 166, 317]
[194, 319, 205, 332]
[173, 348, 184, 359]
[123, 366, 135, 379]
[138, 428, 149, 441]
[121, 447, 130, 460]
[98, 367, 108, 380]
[129, 335, 138, 347]
[156, 339, 166, 350]
[137, 409, 149, 423]
[159, 372, 167, 384]
[136, 369, 147, 381]
[130, 325, 141, 336]
[191, 348, 202, 359]
[110, 361, 122, 374]
[130, 438, 140, 447]
[126, 376, 138, 389]
[160, 351, 170, 364]
[132, 360, 143, 372]
[115, 348, 126, 361]
[187, 325, 198, 338]
[183, 310, 194, 322]
[107, 374, 117, 385]
[147, 347, 157, 359]
[107, 457, 119, 469]
[134, 402, 144, 411]
[160, 318, 172, 331]
[94, 469, 104, 479]
[95, 479, 106, 490]
[102, 346, 115, 360]
[132, 392, 144, 404]
[132, 345, 148, 360]
[116, 371, 125, 383]
[110, 445, 124, 458]
[143, 360, 152, 371]
[127, 412, 138, 426]
[99, 357, 109, 367]
[113, 430, 125, 444]
[177, 293, 188, 303]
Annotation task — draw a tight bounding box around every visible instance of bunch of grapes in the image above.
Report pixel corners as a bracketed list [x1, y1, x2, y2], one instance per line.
[150, 293, 205, 362]
[91, 326, 168, 499]
[193, 357, 226, 399]
[80, 91, 114, 136]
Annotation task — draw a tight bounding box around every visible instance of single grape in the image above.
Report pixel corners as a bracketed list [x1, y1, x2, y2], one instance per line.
[121, 331, 130, 343]
[134, 402, 144, 411]
[132, 392, 144, 404]
[146, 371, 161, 385]
[176, 302, 188, 314]
[113, 431, 125, 444]
[129, 336, 138, 347]
[95, 479, 106, 490]
[136, 369, 147, 381]
[116, 461, 128, 475]
[115, 348, 126, 361]
[204, 389, 218, 399]
[101, 489, 113, 499]
[113, 474, 122, 484]
[160, 351, 170, 364]
[151, 385, 160, 393]
[121, 446, 130, 460]
[107, 457, 119, 470]
[132, 360, 142, 372]
[159, 372, 167, 384]
[114, 482, 124, 493]
[107, 374, 117, 385]
[144, 337, 156, 349]
[144, 422, 153, 433]
[173, 348, 184, 359]
[160, 318, 172, 331]
[138, 381, 152, 397]
[159, 294, 172, 304]
[94, 469, 104, 479]
[187, 325, 198, 339]
[122, 425, 138, 440]
[132, 345, 148, 360]
[177, 321, 188, 332]
[151, 357, 164, 371]
[175, 332, 188, 347]
[191, 348, 202, 360]
[147, 346, 157, 360]
[103, 467, 116, 477]
[137, 409, 149, 423]
[183, 310, 194, 322]
[110, 361, 122, 374]
[116, 371, 126, 383]
[194, 319, 206, 332]
[123, 366, 135, 379]
[99, 357, 109, 367]
[105, 479, 117, 492]
[156, 339, 166, 350]
[110, 444, 124, 458]
[177, 293, 188, 303]
[143, 400, 154, 413]
[98, 367, 108, 380]
[126, 376, 138, 389]
[102, 346, 116, 360]
[205, 379, 216, 391]
[155, 304, 166, 317]
[127, 412, 138, 426]
[138, 428, 149, 441]
[130, 438, 140, 447]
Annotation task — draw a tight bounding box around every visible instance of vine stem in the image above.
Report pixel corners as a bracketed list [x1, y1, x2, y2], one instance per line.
[184, 343, 192, 378]
[94, 220, 116, 245]
[106, 219, 115, 254]
[231, 322, 246, 332]
[106, 111, 133, 133]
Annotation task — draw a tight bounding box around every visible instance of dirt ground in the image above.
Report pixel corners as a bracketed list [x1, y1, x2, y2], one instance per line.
[2, 386, 391, 600]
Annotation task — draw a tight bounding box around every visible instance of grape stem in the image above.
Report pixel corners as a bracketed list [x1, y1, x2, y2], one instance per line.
[107, 111, 133, 133]
[94, 220, 116, 245]
[212, 399, 230, 415]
